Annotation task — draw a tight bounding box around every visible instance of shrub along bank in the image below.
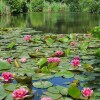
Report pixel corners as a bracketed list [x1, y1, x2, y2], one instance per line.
[0, 0, 100, 15]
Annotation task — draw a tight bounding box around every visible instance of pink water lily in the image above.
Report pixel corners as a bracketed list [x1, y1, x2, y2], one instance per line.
[2, 72, 13, 82]
[23, 35, 32, 42]
[47, 58, 53, 63]
[70, 41, 76, 46]
[41, 97, 52, 100]
[12, 88, 28, 100]
[53, 57, 61, 63]
[6, 58, 12, 64]
[71, 59, 80, 67]
[55, 51, 63, 56]
[20, 58, 27, 63]
[47, 57, 61, 63]
[82, 88, 93, 97]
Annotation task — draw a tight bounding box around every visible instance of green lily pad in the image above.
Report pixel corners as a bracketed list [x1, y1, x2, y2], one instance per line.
[68, 84, 81, 99]
[43, 92, 62, 100]
[54, 70, 74, 78]
[33, 81, 53, 89]
[0, 61, 11, 71]
[37, 58, 47, 68]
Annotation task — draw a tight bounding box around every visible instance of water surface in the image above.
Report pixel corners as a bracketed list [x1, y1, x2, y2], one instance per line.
[0, 12, 100, 33]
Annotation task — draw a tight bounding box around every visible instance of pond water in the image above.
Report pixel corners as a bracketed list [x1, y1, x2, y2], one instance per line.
[0, 12, 100, 33]
[0, 12, 100, 100]
[0, 28, 100, 100]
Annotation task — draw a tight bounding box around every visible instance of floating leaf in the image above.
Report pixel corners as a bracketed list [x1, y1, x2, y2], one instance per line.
[65, 48, 70, 56]
[58, 37, 69, 43]
[4, 83, 17, 92]
[43, 92, 62, 100]
[80, 42, 89, 50]
[68, 84, 81, 98]
[33, 81, 53, 89]
[45, 38, 54, 45]
[7, 41, 16, 49]
[0, 61, 11, 71]
[37, 58, 47, 68]
[54, 70, 74, 78]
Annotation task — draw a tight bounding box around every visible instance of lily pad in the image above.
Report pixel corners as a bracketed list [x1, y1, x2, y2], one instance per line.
[33, 81, 53, 89]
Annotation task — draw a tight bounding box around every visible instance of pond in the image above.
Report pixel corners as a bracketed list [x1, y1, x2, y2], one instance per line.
[0, 28, 100, 100]
[0, 12, 100, 33]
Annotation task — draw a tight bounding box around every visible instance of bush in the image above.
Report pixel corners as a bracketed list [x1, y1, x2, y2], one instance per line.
[91, 26, 100, 39]
[69, 2, 81, 12]
[30, 0, 44, 12]
[51, 2, 60, 12]
[0, 1, 10, 15]
[89, 0, 100, 13]
[0, 1, 6, 15]
[5, 0, 28, 14]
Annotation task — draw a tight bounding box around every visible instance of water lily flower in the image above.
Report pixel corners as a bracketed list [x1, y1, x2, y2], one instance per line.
[12, 88, 28, 100]
[41, 97, 52, 100]
[71, 59, 80, 67]
[47, 58, 53, 63]
[23, 35, 32, 42]
[20, 58, 27, 63]
[70, 42, 76, 46]
[55, 51, 63, 56]
[82, 88, 93, 97]
[2, 72, 13, 82]
[53, 57, 61, 63]
[6, 58, 12, 64]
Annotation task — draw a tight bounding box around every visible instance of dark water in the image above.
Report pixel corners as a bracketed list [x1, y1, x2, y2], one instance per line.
[0, 12, 100, 33]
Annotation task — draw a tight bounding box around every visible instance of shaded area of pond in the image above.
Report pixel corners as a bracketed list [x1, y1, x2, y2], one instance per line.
[0, 12, 100, 33]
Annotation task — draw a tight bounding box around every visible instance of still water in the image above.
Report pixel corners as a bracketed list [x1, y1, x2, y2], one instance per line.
[0, 12, 100, 33]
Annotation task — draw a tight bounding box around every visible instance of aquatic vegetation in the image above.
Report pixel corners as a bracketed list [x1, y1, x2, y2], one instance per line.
[70, 41, 76, 46]
[20, 58, 27, 63]
[12, 88, 28, 100]
[55, 50, 63, 56]
[23, 35, 32, 42]
[6, 58, 12, 64]
[2, 72, 13, 82]
[47, 58, 53, 63]
[71, 59, 80, 67]
[41, 97, 52, 100]
[82, 88, 93, 98]
[0, 28, 100, 100]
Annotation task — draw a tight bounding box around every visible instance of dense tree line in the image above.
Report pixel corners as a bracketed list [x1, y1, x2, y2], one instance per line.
[0, 0, 100, 15]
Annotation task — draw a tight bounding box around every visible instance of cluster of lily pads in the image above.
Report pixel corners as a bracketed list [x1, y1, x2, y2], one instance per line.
[0, 28, 100, 100]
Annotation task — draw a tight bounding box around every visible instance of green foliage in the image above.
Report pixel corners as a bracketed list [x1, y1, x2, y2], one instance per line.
[37, 58, 47, 68]
[68, 83, 81, 98]
[0, 61, 11, 71]
[69, 1, 81, 12]
[5, 0, 28, 13]
[30, 0, 44, 12]
[51, 2, 60, 12]
[0, 1, 6, 15]
[0, 1, 10, 15]
[95, 48, 100, 58]
[89, 0, 100, 13]
[7, 42, 16, 49]
[91, 26, 100, 38]
[1, 0, 100, 13]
